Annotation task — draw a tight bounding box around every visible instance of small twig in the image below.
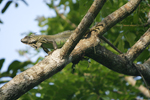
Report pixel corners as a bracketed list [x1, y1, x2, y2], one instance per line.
[143, 0, 150, 7]
[100, 36, 123, 54]
[115, 24, 150, 27]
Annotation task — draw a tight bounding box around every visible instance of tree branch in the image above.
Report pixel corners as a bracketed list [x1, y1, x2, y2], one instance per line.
[86, 44, 139, 76]
[89, 0, 142, 37]
[60, 0, 106, 58]
[125, 76, 150, 97]
[0, 49, 71, 100]
[125, 28, 150, 62]
[141, 58, 150, 83]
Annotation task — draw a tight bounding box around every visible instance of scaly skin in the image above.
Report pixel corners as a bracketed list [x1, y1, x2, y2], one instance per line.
[21, 31, 73, 54]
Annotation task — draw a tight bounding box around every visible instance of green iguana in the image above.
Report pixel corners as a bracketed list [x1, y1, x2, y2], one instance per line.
[21, 30, 122, 55]
[21, 31, 73, 54]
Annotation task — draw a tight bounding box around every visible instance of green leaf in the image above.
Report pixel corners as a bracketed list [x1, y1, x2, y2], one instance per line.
[109, 0, 114, 5]
[113, 33, 123, 46]
[0, 58, 5, 70]
[87, 94, 98, 100]
[79, 0, 93, 17]
[0, 19, 3, 24]
[136, 49, 149, 62]
[125, 32, 136, 47]
[59, 0, 67, 5]
[7, 60, 20, 73]
[135, 79, 143, 87]
[118, 39, 124, 51]
[7, 60, 32, 77]
[15, 3, 18, 7]
[33, 57, 43, 64]
[1, 1, 12, 13]
[0, 0, 3, 4]
[102, 97, 110, 100]
[133, 13, 139, 24]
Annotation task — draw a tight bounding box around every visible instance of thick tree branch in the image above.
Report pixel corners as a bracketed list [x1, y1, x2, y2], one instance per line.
[144, 58, 150, 66]
[89, 0, 142, 37]
[60, 0, 106, 58]
[125, 28, 150, 62]
[85, 42, 150, 80]
[86, 44, 139, 76]
[0, 49, 71, 100]
[141, 58, 150, 83]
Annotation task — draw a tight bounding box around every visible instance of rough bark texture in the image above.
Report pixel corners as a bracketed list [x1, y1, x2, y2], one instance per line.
[0, 49, 69, 100]
[1, 0, 150, 99]
[60, 0, 106, 58]
[89, 0, 142, 37]
[125, 28, 150, 62]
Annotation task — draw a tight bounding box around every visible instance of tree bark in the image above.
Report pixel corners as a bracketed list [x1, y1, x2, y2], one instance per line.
[1, 0, 148, 99]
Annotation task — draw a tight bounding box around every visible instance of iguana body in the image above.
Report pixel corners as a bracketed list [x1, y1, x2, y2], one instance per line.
[21, 31, 73, 54]
[21, 29, 122, 55]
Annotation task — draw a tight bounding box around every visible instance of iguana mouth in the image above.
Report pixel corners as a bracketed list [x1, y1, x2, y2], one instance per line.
[21, 39, 37, 49]
[21, 39, 27, 43]
[21, 39, 37, 44]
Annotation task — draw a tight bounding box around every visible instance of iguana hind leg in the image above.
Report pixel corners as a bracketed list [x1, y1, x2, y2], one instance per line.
[41, 45, 53, 55]
[42, 40, 58, 55]
[47, 40, 58, 55]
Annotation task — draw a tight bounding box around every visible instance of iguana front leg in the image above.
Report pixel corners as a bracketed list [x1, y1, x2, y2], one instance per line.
[41, 39, 58, 55]
[41, 45, 49, 54]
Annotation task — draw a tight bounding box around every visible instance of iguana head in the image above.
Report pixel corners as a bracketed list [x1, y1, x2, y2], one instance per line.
[21, 34, 42, 49]
[21, 34, 37, 43]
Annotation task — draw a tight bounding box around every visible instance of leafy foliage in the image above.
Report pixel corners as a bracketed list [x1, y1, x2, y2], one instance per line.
[0, 0, 28, 24]
[0, 59, 5, 71]
[1, 0, 150, 99]
[19, 60, 143, 100]
[1, 0, 28, 13]
[0, 60, 32, 79]
[1, 1, 12, 13]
